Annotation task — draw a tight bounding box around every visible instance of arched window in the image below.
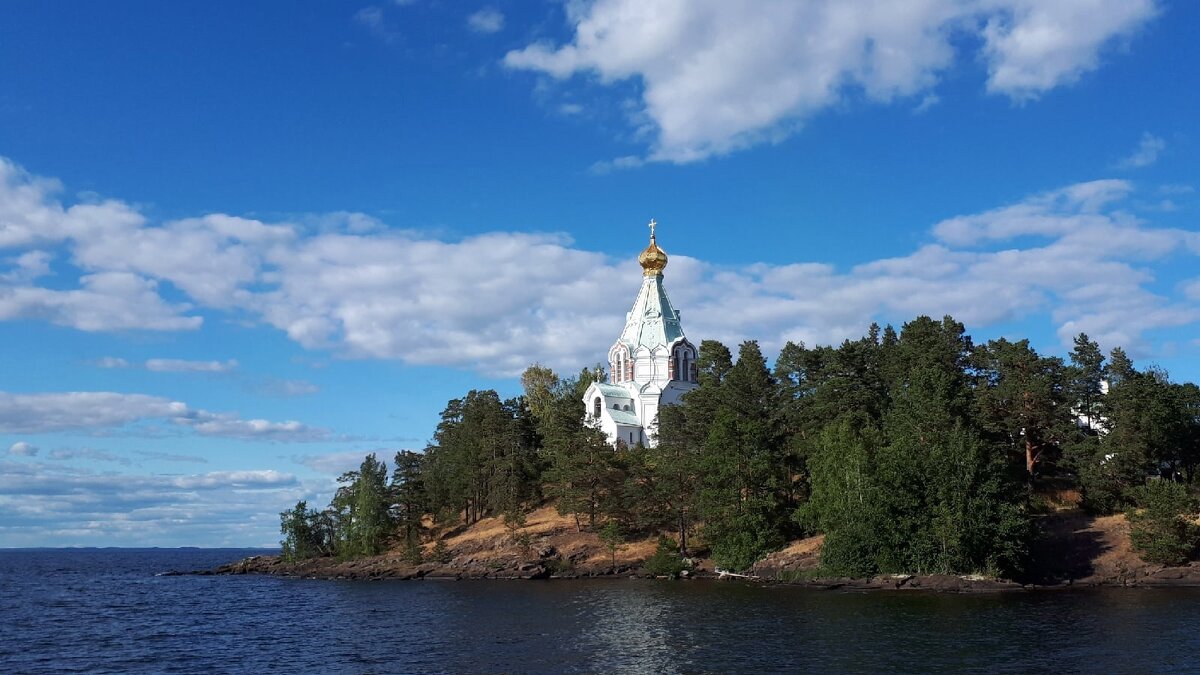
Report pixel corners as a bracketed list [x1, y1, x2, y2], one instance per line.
[593, 397, 601, 419]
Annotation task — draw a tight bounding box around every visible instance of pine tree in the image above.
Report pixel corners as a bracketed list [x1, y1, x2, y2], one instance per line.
[697, 341, 791, 570]
[975, 338, 1070, 479]
[1067, 333, 1106, 433]
[333, 453, 394, 557]
[391, 450, 427, 544]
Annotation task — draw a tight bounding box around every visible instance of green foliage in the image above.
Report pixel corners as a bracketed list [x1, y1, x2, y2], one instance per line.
[536, 367, 625, 529]
[333, 453, 395, 557]
[799, 317, 1032, 578]
[430, 539, 452, 564]
[1070, 355, 1200, 513]
[274, 312, 1200, 580]
[798, 419, 882, 577]
[391, 449, 427, 542]
[693, 341, 794, 571]
[1126, 481, 1200, 566]
[974, 338, 1070, 478]
[401, 538, 424, 565]
[544, 557, 575, 576]
[1068, 333, 1106, 435]
[622, 412, 700, 552]
[279, 500, 327, 561]
[598, 521, 625, 570]
[643, 536, 688, 578]
[423, 389, 542, 525]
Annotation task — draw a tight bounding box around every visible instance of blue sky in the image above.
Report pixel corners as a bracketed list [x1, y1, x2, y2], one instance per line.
[1, 0, 1197, 547]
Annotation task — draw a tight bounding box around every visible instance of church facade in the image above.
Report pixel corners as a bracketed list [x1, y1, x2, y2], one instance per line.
[583, 221, 698, 447]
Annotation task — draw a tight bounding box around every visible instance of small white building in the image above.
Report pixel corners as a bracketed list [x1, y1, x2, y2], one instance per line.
[583, 221, 698, 447]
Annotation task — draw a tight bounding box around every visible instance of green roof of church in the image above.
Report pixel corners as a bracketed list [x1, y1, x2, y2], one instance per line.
[617, 273, 687, 352]
[595, 383, 632, 398]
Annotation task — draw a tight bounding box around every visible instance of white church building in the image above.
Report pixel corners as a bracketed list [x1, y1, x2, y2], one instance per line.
[583, 221, 698, 447]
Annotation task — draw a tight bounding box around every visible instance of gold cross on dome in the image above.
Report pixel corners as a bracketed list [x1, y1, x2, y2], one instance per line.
[648, 218, 657, 238]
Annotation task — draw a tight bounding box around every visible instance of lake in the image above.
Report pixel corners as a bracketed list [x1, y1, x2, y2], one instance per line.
[1, 548, 1197, 673]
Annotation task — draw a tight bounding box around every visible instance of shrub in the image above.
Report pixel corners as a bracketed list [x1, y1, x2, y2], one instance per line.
[545, 557, 574, 576]
[643, 536, 688, 578]
[401, 537, 424, 565]
[431, 539, 452, 564]
[1126, 481, 1200, 566]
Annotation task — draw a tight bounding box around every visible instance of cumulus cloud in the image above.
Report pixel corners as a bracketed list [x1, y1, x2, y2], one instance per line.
[467, 7, 504, 33]
[0, 459, 306, 547]
[8, 441, 37, 456]
[504, 0, 1159, 163]
[1117, 132, 1166, 169]
[0, 157, 1198, 373]
[0, 390, 329, 441]
[0, 392, 187, 433]
[175, 410, 329, 442]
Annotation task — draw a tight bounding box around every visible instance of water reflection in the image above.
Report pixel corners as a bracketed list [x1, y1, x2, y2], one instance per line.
[573, 582, 679, 673]
[5, 551, 1200, 675]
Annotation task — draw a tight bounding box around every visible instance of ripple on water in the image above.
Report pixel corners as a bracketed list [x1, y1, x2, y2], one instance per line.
[3, 550, 1200, 673]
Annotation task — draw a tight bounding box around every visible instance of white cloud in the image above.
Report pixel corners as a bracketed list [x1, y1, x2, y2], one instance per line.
[0, 459, 305, 547]
[145, 358, 238, 373]
[0, 392, 187, 433]
[295, 449, 387, 475]
[1116, 132, 1166, 169]
[170, 470, 294, 489]
[48, 447, 131, 465]
[354, 6, 392, 39]
[133, 450, 208, 464]
[8, 441, 37, 456]
[0, 390, 329, 442]
[981, 1, 1159, 100]
[467, 7, 504, 34]
[0, 272, 202, 331]
[913, 93, 941, 115]
[932, 179, 1134, 246]
[504, 0, 1160, 163]
[94, 357, 238, 373]
[0, 157, 1197, 374]
[175, 411, 329, 442]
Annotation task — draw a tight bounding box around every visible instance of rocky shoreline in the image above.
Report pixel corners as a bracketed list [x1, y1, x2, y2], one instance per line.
[191, 506, 1200, 591]
[198, 552, 1200, 591]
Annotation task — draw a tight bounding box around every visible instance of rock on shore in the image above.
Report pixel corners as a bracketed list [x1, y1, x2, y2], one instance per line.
[208, 505, 1200, 590]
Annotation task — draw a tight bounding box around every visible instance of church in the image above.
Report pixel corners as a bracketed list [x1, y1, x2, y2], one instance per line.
[582, 221, 698, 447]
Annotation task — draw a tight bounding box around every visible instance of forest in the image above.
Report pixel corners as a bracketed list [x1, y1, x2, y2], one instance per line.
[280, 315, 1200, 577]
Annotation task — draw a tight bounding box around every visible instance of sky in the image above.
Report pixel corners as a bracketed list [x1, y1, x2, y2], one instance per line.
[1, 0, 1197, 547]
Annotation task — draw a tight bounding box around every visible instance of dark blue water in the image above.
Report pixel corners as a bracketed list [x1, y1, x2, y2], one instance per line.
[2, 549, 1199, 673]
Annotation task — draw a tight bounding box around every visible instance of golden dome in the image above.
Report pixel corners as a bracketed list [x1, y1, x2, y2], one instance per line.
[638, 220, 668, 276]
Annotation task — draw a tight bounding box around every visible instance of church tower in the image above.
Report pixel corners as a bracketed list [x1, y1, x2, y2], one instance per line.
[583, 220, 698, 447]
